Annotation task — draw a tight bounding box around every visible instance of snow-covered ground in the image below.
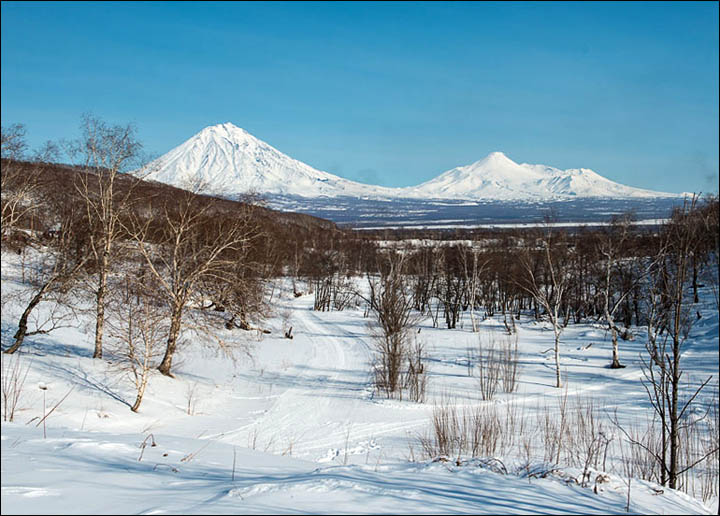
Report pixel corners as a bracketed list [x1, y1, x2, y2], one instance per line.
[263, 194, 681, 230]
[1, 250, 717, 514]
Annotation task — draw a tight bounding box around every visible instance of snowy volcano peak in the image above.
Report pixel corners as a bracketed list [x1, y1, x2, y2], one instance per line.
[217, 121, 247, 133]
[460, 152, 527, 178]
[475, 151, 515, 167]
[403, 151, 679, 200]
[202, 122, 253, 142]
[402, 151, 549, 199]
[146, 126, 681, 202]
[145, 123, 392, 198]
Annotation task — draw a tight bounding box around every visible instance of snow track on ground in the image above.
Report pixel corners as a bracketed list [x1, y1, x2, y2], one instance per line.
[203, 295, 428, 461]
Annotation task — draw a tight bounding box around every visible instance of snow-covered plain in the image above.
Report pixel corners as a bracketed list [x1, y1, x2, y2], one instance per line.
[264, 194, 682, 229]
[1, 250, 717, 515]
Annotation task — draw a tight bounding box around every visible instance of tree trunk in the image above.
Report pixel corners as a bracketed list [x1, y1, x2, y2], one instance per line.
[669, 335, 681, 489]
[554, 331, 562, 388]
[158, 302, 183, 377]
[5, 281, 52, 354]
[131, 373, 148, 412]
[93, 252, 109, 359]
[609, 326, 623, 368]
[553, 313, 562, 388]
[603, 259, 624, 369]
[692, 257, 699, 304]
[606, 310, 625, 369]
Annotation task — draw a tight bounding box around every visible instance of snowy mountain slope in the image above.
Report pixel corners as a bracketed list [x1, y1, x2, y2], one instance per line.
[399, 151, 680, 201]
[144, 124, 682, 201]
[144, 123, 396, 198]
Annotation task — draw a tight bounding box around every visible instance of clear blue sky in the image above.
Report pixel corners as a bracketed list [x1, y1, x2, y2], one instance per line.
[2, 1, 718, 193]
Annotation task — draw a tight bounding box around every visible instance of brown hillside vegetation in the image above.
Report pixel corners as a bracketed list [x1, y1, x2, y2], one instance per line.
[0, 157, 367, 274]
[1, 158, 337, 234]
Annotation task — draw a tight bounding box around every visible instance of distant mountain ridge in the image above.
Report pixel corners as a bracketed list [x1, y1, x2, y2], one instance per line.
[401, 151, 676, 200]
[144, 123, 682, 201]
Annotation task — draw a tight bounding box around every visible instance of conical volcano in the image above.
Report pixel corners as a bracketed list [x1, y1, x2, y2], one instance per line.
[145, 122, 392, 198]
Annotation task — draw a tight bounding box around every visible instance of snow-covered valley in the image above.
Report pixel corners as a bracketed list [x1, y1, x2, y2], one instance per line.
[1, 248, 717, 514]
[264, 194, 682, 230]
[2, 2, 716, 514]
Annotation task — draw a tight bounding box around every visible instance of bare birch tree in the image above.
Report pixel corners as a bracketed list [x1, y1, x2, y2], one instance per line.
[459, 244, 487, 333]
[1, 124, 34, 240]
[1, 124, 57, 242]
[595, 212, 641, 369]
[635, 196, 717, 490]
[4, 183, 90, 354]
[128, 190, 261, 377]
[69, 115, 148, 359]
[106, 270, 166, 412]
[518, 224, 570, 388]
